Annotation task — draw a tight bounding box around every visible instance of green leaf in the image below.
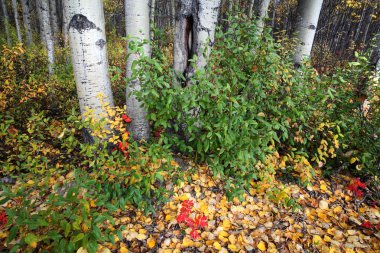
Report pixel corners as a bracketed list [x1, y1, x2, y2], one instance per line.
[25, 233, 38, 246]
[71, 233, 84, 243]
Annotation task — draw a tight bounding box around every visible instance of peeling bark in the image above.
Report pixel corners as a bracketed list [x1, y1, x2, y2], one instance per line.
[125, 0, 151, 142]
[173, 0, 221, 85]
[293, 0, 324, 66]
[11, 0, 22, 43]
[64, 0, 114, 129]
[20, 0, 33, 46]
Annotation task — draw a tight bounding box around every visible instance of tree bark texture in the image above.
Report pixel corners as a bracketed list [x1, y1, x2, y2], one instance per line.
[37, 0, 55, 75]
[125, 0, 151, 142]
[20, 0, 32, 46]
[173, 0, 221, 85]
[1, 0, 12, 46]
[255, 0, 271, 36]
[11, 0, 22, 43]
[64, 0, 114, 122]
[293, 0, 324, 66]
[49, 0, 59, 40]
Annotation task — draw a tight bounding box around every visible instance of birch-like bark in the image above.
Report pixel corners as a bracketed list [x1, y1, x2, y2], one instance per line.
[255, 0, 271, 36]
[173, 0, 193, 84]
[293, 0, 324, 66]
[1, 0, 12, 46]
[194, 0, 221, 73]
[49, 0, 59, 40]
[248, 0, 255, 19]
[173, 0, 220, 84]
[11, 0, 22, 43]
[64, 0, 114, 127]
[37, 0, 55, 75]
[20, 0, 32, 46]
[171, 0, 175, 27]
[62, 0, 69, 45]
[125, 0, 151, 142]
[150, 0, 156, 41]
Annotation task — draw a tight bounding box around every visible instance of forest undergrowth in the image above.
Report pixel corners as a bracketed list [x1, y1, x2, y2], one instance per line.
[0, 19, 380, 252]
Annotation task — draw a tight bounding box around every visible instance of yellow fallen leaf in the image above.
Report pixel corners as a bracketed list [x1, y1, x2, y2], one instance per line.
[319, 200, 329, 210]
[228, 244, 238, 252]
[313, 235, 323, 245]
[257, 241, 266, 251]
[320, 184, 328, 192]
[120, 245, 128, 253]
[213, 241, 222, 250]
[179, 193, 191, 201]
[228, 234, 236, 244]
[147, 237, 156, 249]
[76, 247, 88, 253]
[333, 206, 342, 214]
[27, 180, 34, 185]
[136, 233, 147, 240]
[182, 237, 194, 248]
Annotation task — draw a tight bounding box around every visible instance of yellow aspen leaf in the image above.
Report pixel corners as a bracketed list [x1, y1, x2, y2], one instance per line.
[182, 237, 194, 248]
[165, 214, 172, 222]
[319, 200, 329, 210]
[136, 233, 147, 240]
[147, 237, 156, 249]
[320, 184, 328, 192]
[213, 241, 222, 250]
[222, 219, 231, 230]
[313, 235, 323, 245]
[120, 246, 128, 253]
[179, 193, 191, 201]
[333, 206, 342, 214]
[27, 180, 34, 185]
[323, 235, 332, 242]
[228, 234, 236, 244]
[76, 247, 88, 253]
[257, 241, 266, 251]
[228, 244, 238, 252]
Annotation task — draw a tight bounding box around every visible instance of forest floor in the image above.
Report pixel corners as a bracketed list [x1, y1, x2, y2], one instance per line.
[3, 162, 379, 253]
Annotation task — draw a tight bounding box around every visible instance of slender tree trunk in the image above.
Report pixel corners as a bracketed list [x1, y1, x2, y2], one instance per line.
[150, 0, 156, 41]
[293, 0, 324, 66]
[171, 0, 175, 27]
[20, 0, 32, 46]
[125, 0, 151, 142]
[62, 0, 69, 46]
[37, 0, 55, 76]
[49, 0, 58, 40]
[255, 0, 271, 36]
[11, 0, 22, 43]
[1, 0, 12, 46]
[248, 0, 255, 19]
[64, 0, 114, 130]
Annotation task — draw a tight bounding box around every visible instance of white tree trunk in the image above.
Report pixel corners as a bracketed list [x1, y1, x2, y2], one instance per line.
[293, 0, 324, 66]
[125, 0, 151, 142]
[248, 0, 255, 19]
[194, 0, 221, 72]
[20, 0, 32, 46]
[64, 0, 114, 125]
[62, 0, 69, 46]
[150, 0, 156, 41]
[173, 0, 220, 85]
[49, 0, 59, 40]
[37, 0, 55, 75]
[1, 0, 12, 46]
[255, 0, 271, 36]
[11, 0, 22, 43]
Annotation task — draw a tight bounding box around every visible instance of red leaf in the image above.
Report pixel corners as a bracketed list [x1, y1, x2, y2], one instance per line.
[122, 114, 132, 123]
[194, 215, 207, 228]
[361, 221, 373, 229]
[0, 210, 7, 228]
[190, 229, 200, 240]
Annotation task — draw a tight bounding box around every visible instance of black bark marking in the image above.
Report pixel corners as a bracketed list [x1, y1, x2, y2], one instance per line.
[96, 39, 106, 49]
[308, 24, 316, 30]
[69, 14, 101, 34]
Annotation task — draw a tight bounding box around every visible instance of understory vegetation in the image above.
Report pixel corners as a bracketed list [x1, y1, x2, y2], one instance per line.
[0, 16, 379, 253]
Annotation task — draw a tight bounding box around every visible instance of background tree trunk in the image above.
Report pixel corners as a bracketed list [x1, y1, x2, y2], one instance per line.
[11, 0, 22, 43]
[248, 0, 255, 19]
[20, 0, 32, 46]
[64, 0, 114, 128]
[150, 0, 156, 41]
[1, 0, 12, 46]
[49, 0, 59, 41]
[37, 0, 55, 76]
[125, 0, 151, 142]
[293, 0, 324, 66]
[255, 0, 271, 36]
